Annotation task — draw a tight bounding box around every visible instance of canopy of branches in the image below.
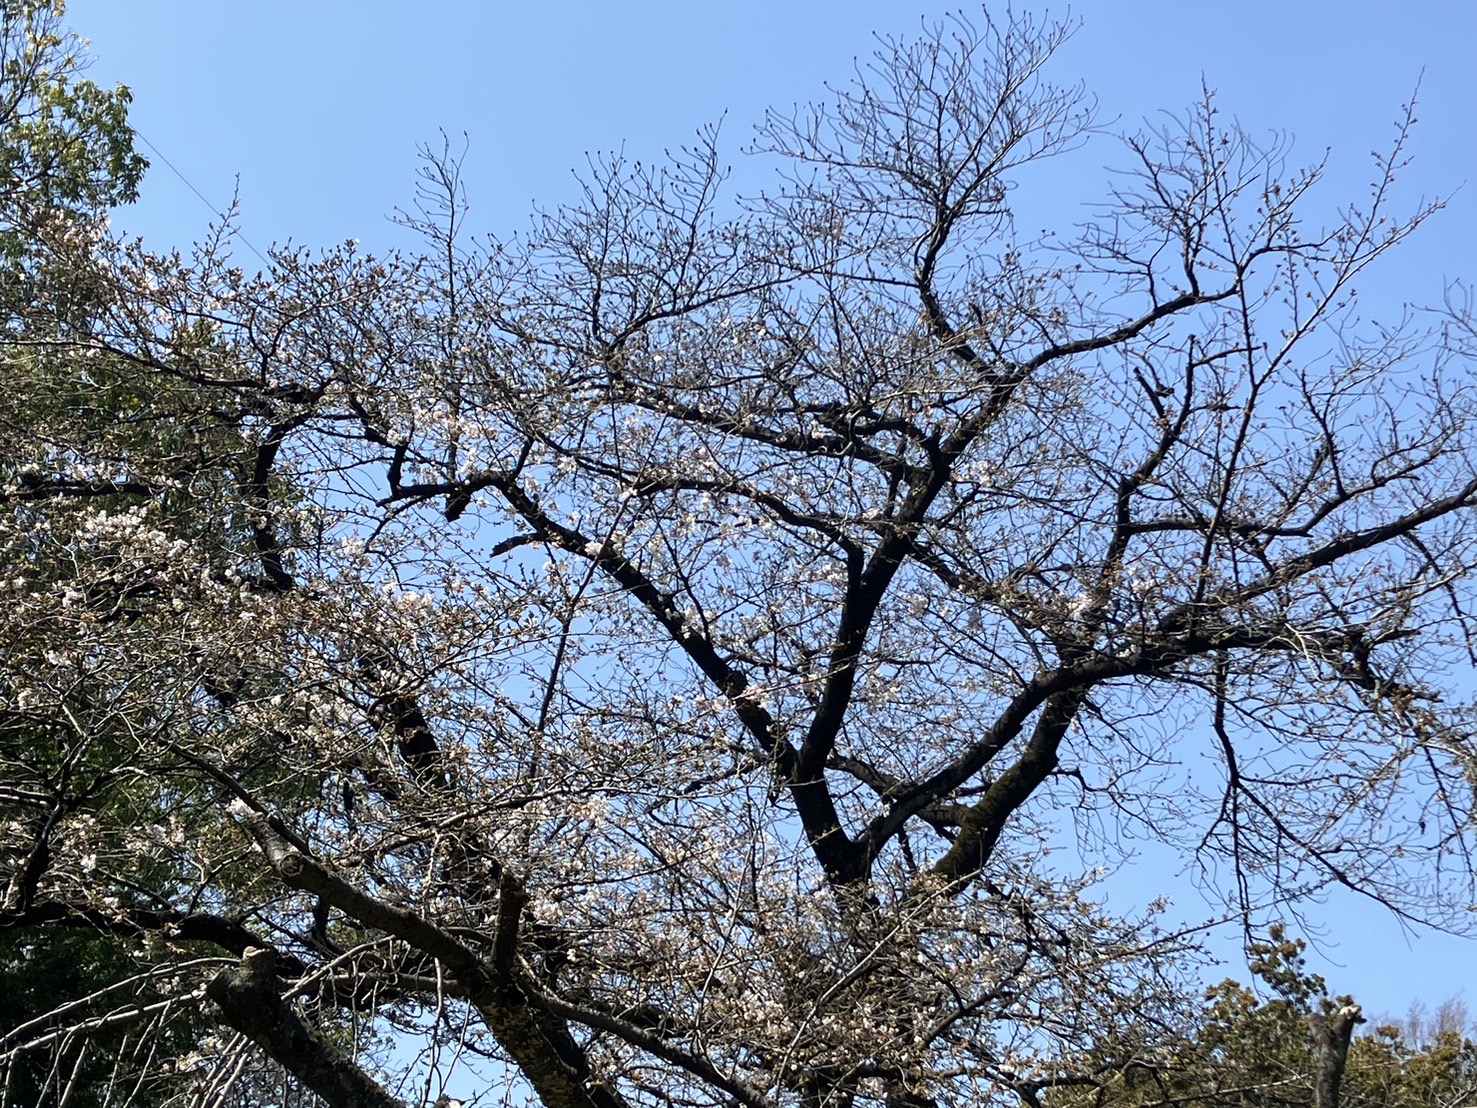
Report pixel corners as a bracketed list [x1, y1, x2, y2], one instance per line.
[2, 4, 1476, 1106]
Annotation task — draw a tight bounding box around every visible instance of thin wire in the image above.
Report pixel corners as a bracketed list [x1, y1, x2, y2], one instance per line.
[128, 125, 272, 267]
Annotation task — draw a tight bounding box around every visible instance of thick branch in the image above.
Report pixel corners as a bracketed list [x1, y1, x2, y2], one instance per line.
[0, 899, 311, 979]
[931, 690, 1085, 883]
[233, 807, 630, 1108]
[1311, 1002, 1364, 1108]
[484, 475, 867, 886]
[207, 947, 406, 1108]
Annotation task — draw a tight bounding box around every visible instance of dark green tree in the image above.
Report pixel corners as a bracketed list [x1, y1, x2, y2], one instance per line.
[1045, 929, 1477, 1108]
[0, 6, 272, 1105]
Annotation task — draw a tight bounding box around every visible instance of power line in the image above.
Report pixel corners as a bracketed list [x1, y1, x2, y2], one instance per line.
[128, 126, 272, 268]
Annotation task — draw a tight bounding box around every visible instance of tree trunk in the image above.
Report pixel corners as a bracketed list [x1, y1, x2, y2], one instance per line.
[1311, 1002, 1364, 1108]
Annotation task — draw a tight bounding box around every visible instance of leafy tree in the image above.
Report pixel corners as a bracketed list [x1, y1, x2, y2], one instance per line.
[0, 0, 142, 326]
[0, 6, 326, 1104]
[4, 7, 1477, 1108]
[0, 1, 142, 217]
[1044, 928, 1477, 1107]
[0, 5, 202, 1107]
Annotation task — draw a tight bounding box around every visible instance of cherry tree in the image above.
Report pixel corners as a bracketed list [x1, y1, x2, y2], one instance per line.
[4, 9, 1476, 1108]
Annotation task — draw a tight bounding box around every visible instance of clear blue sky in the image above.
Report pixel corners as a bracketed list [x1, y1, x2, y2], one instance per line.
[66, 1, 1477, 1022]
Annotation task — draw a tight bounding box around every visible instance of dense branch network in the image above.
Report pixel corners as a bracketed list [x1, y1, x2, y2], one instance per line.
[3, 7, 1477, 1108]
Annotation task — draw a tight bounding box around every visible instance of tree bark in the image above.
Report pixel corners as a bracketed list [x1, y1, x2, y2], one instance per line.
[235, 808, 632, 1108]
[1311, 1002, 1363, 1108]
[207, 947, 406, 1108]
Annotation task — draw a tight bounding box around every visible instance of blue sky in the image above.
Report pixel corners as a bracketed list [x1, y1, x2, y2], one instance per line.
[66, 1, 1477, 1022]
